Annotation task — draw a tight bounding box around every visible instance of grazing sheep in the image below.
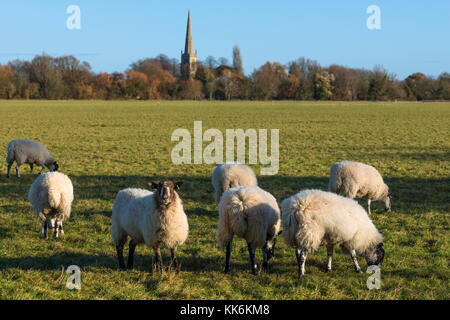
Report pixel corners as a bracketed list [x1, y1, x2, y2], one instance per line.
[282, 189, 385, 278]
[217, 185, 281, 275]
[212, 162, 257, 203]
[28, 172, 74, 239]
[328, 160, 391, 214]
[6, 139, 59, 178]
[111, 180, 189, 271]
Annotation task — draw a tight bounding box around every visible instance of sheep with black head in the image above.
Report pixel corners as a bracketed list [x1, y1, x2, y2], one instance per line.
[111, 180, 189, 271]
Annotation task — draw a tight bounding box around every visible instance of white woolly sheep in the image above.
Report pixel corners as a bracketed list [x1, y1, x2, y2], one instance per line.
[6, 139, 59, 178]
[282, 189, 385, 278]
[28, 172, 74, 239]
[217, 185, 281, 275]
[111, 180, 189, 271]
[211, 162, 258, 203]
[328, 160, 391, 214]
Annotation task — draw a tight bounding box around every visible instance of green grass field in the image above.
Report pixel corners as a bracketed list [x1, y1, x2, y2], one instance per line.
[0, 100, 448, 300]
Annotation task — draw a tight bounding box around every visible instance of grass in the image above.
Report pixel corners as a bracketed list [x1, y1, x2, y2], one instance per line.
[0, 100, 448, 300]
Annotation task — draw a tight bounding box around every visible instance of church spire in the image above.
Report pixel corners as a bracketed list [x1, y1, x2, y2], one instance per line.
[184, 11, 194, 55]
[181, 10, 197, 79]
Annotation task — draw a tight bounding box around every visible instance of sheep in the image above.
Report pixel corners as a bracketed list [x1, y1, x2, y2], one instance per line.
[217, 185, 281, 275]
[6, 139, 59, 178]
[211, 162, 258, 203]
[111, 180, 189, 271]
[328, 160, 391, 215]
[281, 189, 385, 278]
[28, 172, 74, 239]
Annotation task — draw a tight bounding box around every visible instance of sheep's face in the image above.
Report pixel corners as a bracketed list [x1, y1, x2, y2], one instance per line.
[383, 193, 392, 212]
[364, 242, 385, 267]
[48, 161, 59, 172]
[148, 180, 183, 206]
[266, 230, 282, 260]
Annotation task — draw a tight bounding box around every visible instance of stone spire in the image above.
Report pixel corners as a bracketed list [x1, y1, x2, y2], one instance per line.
[184, 11, 194, 55]
[181, 10, 197, 79]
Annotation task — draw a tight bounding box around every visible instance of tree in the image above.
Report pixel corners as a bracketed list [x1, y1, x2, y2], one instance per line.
[252, 62, 287, 100]
[8, 60, 39, 99]
[328, 65, 360, 100]
[218, 57, 229, 67]
[279, 74, 301, 99]
[404, 72, 429, 100]
[438, 72, 450, 100]
[0, 65, 15, 99]
[178, 79, 202, 100]
[368, 66, 388, 101]
[126, 70, 149, 99]
[29, 55, 64, 99]
[55, 55, 92, 98]
[205, 56, 218, 69]
[287, 57, 320, 100]
[232, 45, 243, 75]
[218, 69, 239, 100]
[313, 70, 334, 100]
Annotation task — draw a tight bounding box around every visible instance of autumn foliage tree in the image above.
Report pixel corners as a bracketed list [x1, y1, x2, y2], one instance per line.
[0, 52, 449, 101]
[0, 65, 15, 99]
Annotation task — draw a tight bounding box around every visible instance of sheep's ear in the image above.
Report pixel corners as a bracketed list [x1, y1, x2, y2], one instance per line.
[148, 182, 158, 189]
[277, 230, 283, 236]
[174, 181, 183, 190]
[376, 242, 384, 249]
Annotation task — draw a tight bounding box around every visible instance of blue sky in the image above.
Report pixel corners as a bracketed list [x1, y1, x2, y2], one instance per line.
[0, 0, 449, 79]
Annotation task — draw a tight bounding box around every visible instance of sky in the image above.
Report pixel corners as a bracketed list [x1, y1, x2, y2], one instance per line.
[0, 0, 449, 79]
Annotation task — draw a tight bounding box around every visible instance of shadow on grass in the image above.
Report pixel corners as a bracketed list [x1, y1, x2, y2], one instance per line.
[0, 251, 225, 275]
[0, 253, 117, 271]
[0, 174, 448, 216]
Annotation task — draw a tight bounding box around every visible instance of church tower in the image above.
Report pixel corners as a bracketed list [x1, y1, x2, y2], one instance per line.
[181, 11, 197, 79]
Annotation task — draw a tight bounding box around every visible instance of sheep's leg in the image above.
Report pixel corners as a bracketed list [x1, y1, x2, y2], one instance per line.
[296, 248, 308, 278]
[127, 240, 136, 269]
[247, 243, 258, 275]
[38, 165, 45, 175]
[154, 246, 162, 271]
[40, 221, 48, 239]
[116, 244, 126, 270]
[30, 163, 34, 174]
[53, 219, 59, 239]
[350, 250, 362, 273]
[262, 243, 269, 272]
[58, 221, 64, 236]
[326, 245, 333, 272]
[170, 247, 179, 272]
[7, 163, 12, 178]
[15, 164, 21, 178]
[367, 199, 371, 215]
[224, 241, 232, 274]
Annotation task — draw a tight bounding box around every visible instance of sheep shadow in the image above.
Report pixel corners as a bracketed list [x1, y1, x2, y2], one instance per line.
[0, 173, 448, 218]
[0, 253, 117, 271]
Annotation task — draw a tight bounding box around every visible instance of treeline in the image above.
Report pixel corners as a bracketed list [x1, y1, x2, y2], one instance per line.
[0, 50, 449, 101]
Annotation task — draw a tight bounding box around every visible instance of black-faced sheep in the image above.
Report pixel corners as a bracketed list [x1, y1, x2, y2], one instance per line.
[111, 180, 189, 271]
[28, 172, 74, 239]
[6, 139, 59, 178]
[217, 185, 281, 275]
[211, 162, 257, 203]
[282, 189, 385, 278]
[329, 160, 391, 214]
